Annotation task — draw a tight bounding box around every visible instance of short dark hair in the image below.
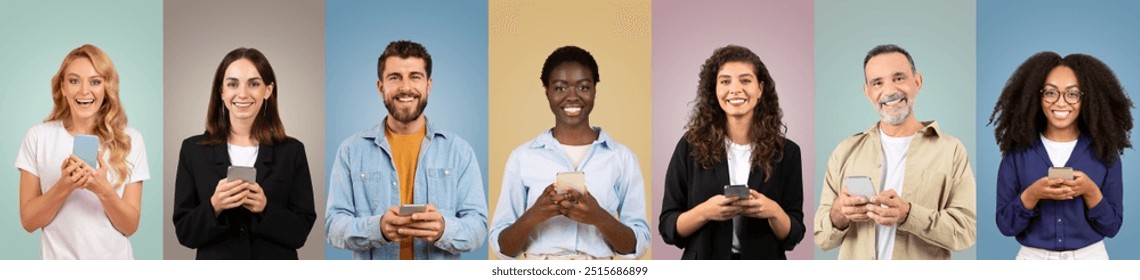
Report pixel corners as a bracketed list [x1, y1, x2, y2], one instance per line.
[540, 46, 600, 87]
[863, 44, 916, 72]
[202, 47, 286, 146]
[377, 40, 432, 79]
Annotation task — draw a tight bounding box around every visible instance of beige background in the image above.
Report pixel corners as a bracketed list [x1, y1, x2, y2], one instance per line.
[162, 0, 326, 259]
[488, 0, 653, 259]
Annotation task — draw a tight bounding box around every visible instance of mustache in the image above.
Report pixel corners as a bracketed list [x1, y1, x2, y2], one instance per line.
[388, 90, 421, 99]
[878, 92, 907, 105]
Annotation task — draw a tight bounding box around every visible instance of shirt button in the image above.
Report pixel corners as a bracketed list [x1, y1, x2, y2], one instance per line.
[1058, 239, 1062, 243]
[1057, 218, 1062, 223]
[392, 181, 397, 186]
[444, 170, 450, 175]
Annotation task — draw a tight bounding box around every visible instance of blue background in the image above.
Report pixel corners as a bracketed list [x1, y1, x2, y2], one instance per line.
[324, 0, 490, 260]
[976, 0, 1140, 259]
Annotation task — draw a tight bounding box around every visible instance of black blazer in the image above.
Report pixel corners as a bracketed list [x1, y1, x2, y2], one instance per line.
[172, 134, 316, 259]
[659, 138, 805, 259]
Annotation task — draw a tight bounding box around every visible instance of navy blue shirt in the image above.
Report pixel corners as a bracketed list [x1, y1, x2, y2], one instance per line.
[995, 135, 1123, 251]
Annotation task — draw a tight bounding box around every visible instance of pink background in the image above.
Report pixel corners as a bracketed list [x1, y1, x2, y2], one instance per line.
[650, 0, 815, 260]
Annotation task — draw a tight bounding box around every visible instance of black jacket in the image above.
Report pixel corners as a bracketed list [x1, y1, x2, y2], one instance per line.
[172, 135, 316, 259]
[659, 138, 805, 259]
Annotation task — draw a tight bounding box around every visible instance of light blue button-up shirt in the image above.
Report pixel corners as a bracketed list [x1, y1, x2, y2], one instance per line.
[325, 119, 488, 259]
[490, 128, 650, 259]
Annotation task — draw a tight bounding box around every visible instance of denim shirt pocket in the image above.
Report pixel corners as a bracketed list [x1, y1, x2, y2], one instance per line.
[355, 171, 391, 216]
[426, 168, 456, 212]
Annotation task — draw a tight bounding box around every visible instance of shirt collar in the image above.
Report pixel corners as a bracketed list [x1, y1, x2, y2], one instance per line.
[863, 120, 944, 138]
[530, 127, 613, 151]
[362, 117, 447, 146]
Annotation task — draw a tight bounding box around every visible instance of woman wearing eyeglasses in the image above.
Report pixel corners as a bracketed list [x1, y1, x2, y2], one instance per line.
[989, 52, 1131, 260]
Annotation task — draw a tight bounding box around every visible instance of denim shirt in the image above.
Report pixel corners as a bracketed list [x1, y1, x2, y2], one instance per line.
[325, 119, 488, 259]
[490, 128, 650, 259]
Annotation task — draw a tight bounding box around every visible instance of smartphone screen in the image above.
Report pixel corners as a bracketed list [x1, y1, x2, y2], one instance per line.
[1048, 167, 1074, 180]
[844, 176, 877, 199]
[556, 171, 586, 194]
[723, 184, 750, 199]
[399, 204, 427, 216]
[73, 134, 100, 168]
[227, 166, 257, 183]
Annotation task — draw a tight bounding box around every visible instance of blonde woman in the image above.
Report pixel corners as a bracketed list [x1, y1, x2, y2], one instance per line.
[15, 44, 149, 259]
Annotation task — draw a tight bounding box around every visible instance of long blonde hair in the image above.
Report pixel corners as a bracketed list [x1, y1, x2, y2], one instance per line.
[47, 44, 132, 188]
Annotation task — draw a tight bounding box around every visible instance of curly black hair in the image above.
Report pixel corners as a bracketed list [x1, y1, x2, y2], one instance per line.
[683, 45, 786, 181]
[988, 51, 1133, 164]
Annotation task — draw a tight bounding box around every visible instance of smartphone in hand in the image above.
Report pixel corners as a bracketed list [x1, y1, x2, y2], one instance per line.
[844, 176, 877, 200]
[399, 204, 428, 216]
[227, 166, 257, 183]
[1048, 167, 1074, 180]
[73, 134, 100, 168]
[723, 184, 750, 199]
[555, 171, 586, 194]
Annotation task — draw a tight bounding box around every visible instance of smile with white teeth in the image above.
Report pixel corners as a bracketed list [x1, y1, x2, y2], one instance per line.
[1052, 110, 1071, 118]
[76, 98, 95, 105]
[726, 98, 747, 105]
[232, 101, 255, 109]
[880, 97, 907, 107]
[563, 106, 582, 114]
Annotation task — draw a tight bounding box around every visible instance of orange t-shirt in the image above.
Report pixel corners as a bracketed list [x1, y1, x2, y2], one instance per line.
[385, 125, 425, 260]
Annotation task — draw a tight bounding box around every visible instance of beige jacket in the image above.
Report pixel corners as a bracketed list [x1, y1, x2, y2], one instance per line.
[814, 121, 976, 259]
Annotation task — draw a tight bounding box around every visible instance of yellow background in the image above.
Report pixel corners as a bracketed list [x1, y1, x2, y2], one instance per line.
[487, 0, 653, 260]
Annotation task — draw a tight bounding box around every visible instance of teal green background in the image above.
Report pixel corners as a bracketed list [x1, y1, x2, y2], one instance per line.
[0, 0, 164, 259]
[814, 0, 977, 260]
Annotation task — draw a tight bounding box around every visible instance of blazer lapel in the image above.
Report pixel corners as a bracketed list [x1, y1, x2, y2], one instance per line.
[254, 144, 274, 183]
[212, 144, 230, 180]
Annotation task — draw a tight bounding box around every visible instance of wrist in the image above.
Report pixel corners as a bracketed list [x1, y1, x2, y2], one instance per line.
[830, 206, 848, 229]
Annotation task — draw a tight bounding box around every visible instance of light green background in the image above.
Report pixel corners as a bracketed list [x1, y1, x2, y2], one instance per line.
[0, 0, 163, 259]
[813, 0, 977, 260]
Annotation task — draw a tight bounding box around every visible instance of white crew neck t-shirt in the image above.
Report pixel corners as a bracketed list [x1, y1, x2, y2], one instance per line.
[1040, 134, 1078, 167]
[725, 139, 753, 254]
[14, 120, 150, 259]
[876, 129, 912, 260]
[227, 144, 259, 167]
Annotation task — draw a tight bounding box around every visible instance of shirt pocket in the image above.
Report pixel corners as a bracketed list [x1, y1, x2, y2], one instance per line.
[355, 171, 390, 215]
[914, 171, 950, 209]
[426, 168, 456, 212]
[519, 175, 551, 209]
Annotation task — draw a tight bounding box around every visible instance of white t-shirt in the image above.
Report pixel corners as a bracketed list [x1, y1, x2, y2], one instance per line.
[227, 144, 259, 167]
[1041, 134, 1077, 167]
[13, 120, 150, 259]
[877, 129, 912, 260]
[561, 143, 591, 170]
[725, 140, 752, 253]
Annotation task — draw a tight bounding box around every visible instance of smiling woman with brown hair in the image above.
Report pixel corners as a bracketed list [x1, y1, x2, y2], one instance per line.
[659, 45, 805, 260]
[172, 47, 315, 259]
